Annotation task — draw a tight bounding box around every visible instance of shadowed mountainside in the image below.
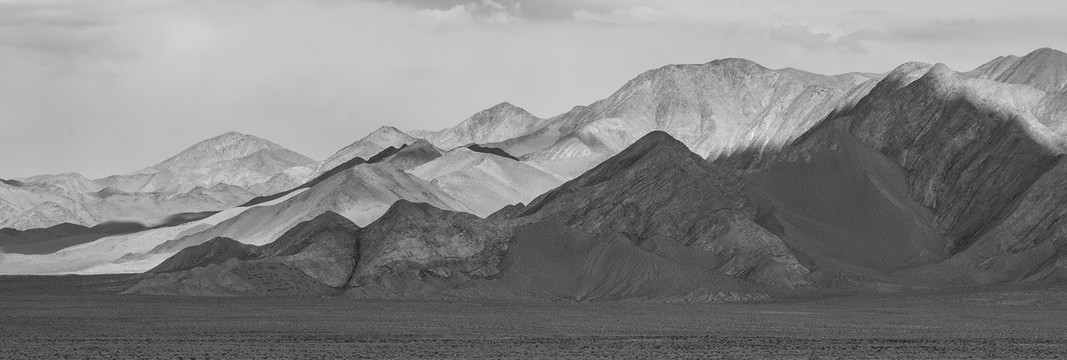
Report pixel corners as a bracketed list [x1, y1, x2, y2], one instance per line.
[125, 132, 779, 301]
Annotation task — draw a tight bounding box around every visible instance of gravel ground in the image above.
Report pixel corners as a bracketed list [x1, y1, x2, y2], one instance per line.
[2, 275, 1066, 359]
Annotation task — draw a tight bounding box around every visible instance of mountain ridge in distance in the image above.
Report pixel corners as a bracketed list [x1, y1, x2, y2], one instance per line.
[9, 47, 1067, 303]
[97, 131, 315, 194]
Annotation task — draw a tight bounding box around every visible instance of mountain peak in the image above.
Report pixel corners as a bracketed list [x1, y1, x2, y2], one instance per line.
[201, 131, 272, 146]
[258, 211, 359, 258]
[521, 130, 716, 217]
[218, 130, 251, 137]
[360, 126, 415, 144]
[489, 101, 518, 111]
[375, 200, 447, 225]
[1028, 47, 1067, 58]
[473, 101, 535, 119]
[614, 131, 692, 158]
[709, 57, 766, 68]
[147, 131, 289, 173]
[370, 126, 404, 135]
[416, 102, 544, 150]
[970, 47, 1067, 92]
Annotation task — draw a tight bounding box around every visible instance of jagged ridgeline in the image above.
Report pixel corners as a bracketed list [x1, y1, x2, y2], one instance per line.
[3, 47, 1067, 301]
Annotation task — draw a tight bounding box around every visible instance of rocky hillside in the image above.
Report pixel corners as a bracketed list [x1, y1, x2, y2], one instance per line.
[520, 59, 876, 164]
[734, 57, 1067, 286]
[968, 47, 1067, 135]
[124, 132, 792, 300]
[414, 102, 545, 150]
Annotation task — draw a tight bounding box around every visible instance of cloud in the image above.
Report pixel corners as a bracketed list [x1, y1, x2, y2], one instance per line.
[413, 0, 521, 25]
[572, 6, 676, 24]
[382, 0, 628, 21]
[766, 25, 887, 53]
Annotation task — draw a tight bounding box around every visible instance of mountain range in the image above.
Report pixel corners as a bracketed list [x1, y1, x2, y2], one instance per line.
[3, 47, 1067, 302]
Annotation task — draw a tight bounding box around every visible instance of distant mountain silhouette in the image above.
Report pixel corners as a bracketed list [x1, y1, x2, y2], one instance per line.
[12, 48, 1067, 301]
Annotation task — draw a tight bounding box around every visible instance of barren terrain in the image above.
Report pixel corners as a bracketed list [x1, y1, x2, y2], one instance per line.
[2, 275, 1066, 359]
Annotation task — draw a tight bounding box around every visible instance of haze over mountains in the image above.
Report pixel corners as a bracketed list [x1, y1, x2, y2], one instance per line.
[4, 47, 1067, 301]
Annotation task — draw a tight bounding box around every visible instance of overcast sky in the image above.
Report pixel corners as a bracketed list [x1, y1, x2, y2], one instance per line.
[1, 0, 1065, 178]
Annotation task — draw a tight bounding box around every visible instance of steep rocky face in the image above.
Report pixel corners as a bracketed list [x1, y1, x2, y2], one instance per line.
[842, 62, 1065, 254]
[416, 102, 545, 150]
[96, 131, 314, 194]
[312, 126, 417, 179]
[934, 159, 1067, 283]
[346, 200, 513, 297]
[505, 131, 810, 287]
[523, 59, 873, 165]
[731, 58, 1067, 286]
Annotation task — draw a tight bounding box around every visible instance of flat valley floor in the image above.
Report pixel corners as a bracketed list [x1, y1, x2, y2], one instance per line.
[2, 276, 1067, 359]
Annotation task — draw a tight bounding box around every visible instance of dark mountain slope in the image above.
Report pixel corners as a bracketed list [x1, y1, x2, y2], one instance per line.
[747, 122, 946, 277]
[501, 131, 810, 287]
[125, 211, 360, 295]
[147, 237, 259, 274]
[496, 219, 762, 301]
[728, 59, 1067, 286]
[126, 132, 797, 299]
[843, 63, 1065, 254]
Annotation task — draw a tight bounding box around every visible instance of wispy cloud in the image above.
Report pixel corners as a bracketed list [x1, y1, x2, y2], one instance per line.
[572, 6, 676, 24]
[414, 0, 521, 26]
[766, 25, 888, 53]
